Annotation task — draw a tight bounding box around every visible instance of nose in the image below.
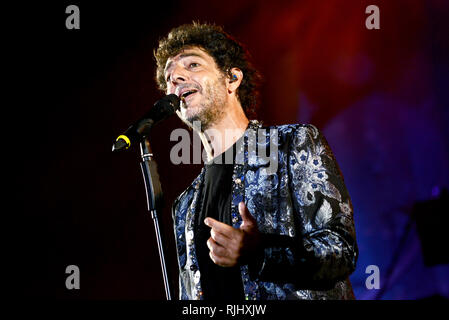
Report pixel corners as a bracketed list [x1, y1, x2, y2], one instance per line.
[169, 63, 189, 87]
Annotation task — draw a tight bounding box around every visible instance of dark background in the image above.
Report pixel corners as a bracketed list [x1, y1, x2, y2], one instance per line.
[10, 0, 449, 299]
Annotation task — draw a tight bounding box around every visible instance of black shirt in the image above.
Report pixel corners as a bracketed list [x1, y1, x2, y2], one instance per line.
[194, 141, 245, 301]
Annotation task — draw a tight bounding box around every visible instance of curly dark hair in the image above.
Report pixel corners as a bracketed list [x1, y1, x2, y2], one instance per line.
[154, 22, 261, 117]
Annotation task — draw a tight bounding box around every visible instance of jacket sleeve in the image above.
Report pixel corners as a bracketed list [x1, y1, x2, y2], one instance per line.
[248, 124, 358, 289]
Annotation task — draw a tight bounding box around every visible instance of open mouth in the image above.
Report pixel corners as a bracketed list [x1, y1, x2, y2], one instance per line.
[180, 89, 198, 100]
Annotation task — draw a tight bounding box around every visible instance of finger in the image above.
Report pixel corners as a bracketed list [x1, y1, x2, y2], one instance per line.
[209, 250, 233, 267]
[207, 237, 228, 257]
[239, 202, 257, 227]
[204, 217, 234, 238]
[209, 250, 227, 266]
[210, 228, 230, 246]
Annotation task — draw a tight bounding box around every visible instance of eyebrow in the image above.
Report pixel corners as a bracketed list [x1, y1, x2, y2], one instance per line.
[164, 53, 205, 75]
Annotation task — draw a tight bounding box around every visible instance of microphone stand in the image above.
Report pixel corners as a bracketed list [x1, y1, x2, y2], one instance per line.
[139, 138, 171, 300]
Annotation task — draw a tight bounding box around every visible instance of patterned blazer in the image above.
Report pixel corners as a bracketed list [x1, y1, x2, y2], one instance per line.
[172, 121, 358, 300]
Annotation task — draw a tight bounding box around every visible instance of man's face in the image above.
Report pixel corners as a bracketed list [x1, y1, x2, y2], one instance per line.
[164, 47, 228, 130]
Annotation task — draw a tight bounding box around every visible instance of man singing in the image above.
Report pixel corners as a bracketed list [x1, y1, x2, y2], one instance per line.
[154, 22, 358, 300]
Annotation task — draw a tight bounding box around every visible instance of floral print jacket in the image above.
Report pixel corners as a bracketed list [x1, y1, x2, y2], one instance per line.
[171, 121, 358, 300]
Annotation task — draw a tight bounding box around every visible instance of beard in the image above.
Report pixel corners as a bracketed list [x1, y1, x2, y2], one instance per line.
[183, 76, 227, 131]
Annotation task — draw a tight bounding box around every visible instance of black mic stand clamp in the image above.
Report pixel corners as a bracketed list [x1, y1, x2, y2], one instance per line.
[139, 138, 171, 300]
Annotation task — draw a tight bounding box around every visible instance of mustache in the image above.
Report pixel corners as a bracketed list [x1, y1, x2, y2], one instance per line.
[175, 83, 202, 96]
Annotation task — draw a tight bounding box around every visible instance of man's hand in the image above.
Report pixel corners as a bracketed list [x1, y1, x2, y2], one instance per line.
[204, 201, 261, 267]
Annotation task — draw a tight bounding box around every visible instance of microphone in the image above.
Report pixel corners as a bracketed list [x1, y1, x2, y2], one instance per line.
[112, 94, 180, 152]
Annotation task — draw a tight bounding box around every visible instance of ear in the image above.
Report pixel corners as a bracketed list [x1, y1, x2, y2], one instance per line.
[226, 67, 243, 94]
